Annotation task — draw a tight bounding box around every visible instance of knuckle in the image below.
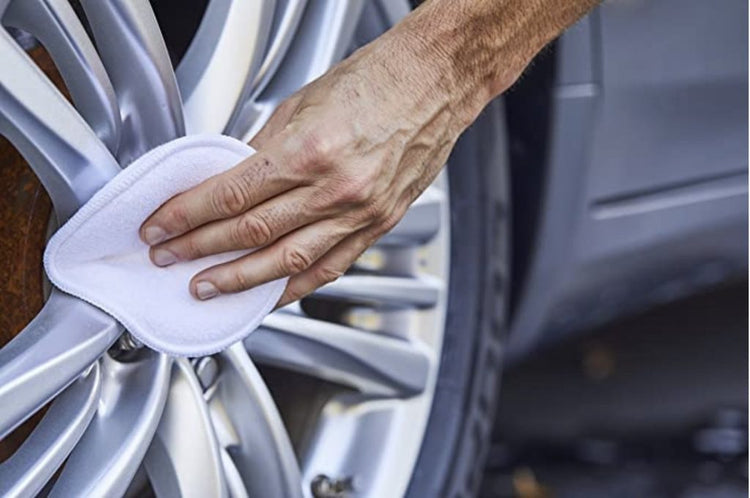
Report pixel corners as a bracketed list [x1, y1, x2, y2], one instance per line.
[301, 129, 342, 162]
[233, 213, 273, 247]
[364, 199, 388, 224]
[335, 177, 375, 206]
[380, 205, 407, 234]
[311, 137, 333, 161]
[315, 266, 344, 286]
[181, 236, 203, 260]
[281, 246, 313, 274]
[231, 269, 251, 292]
[283, 284, 306, 304]
[212, 177, 250, 216]
[379, 210, 401, 232]
[164, 202, 192, 232]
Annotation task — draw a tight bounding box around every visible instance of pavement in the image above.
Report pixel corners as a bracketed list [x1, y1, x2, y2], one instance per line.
[480, 282, 748, 498]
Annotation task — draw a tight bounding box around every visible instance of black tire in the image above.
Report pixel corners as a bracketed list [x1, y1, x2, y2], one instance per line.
[406, 98, 509, 498]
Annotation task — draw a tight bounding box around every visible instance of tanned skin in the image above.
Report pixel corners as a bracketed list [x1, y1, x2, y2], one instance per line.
[140, 0, 600, 304]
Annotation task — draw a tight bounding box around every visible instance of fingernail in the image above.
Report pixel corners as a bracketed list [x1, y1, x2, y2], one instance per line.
[143, 226, 166, 245]
[195, 281, 219, 300]
[152, 248, 177, 267]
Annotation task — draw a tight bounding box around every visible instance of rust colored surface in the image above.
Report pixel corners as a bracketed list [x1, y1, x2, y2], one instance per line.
[0, 46, 68, 462]
[0, 45, 62, 347]
[0, 136, 51, 348]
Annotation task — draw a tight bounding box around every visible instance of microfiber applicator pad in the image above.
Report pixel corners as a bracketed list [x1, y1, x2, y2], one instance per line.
[43, 134, 287, 357]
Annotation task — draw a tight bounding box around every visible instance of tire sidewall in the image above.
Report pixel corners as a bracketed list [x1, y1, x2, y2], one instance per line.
[406, 99, 509, 498]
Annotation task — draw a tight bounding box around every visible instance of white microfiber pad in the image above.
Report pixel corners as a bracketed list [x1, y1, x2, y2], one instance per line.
[44, 134, 287, 357]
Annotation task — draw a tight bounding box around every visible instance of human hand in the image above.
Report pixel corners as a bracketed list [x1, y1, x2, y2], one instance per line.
[139, 10, 489, 307]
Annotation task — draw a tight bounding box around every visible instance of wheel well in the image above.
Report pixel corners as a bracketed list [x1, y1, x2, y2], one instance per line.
[503, 42, 557, 317]
[149, 0, 208, 65]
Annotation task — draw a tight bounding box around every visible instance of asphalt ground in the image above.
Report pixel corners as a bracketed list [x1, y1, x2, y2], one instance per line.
[480, 282, 748, 498]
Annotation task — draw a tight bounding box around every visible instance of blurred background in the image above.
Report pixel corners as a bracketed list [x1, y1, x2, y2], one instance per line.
[475, 1, 749, 495]
[480, 282, 747, 498]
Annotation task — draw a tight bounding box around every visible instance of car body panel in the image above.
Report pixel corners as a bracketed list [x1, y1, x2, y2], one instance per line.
[508, 0, 748, 359]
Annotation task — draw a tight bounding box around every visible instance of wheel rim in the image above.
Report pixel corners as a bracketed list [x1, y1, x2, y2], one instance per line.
[0, 1, 451, 497]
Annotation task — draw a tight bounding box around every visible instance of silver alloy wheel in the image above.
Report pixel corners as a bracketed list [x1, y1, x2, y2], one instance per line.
[0, 1, 450, 497]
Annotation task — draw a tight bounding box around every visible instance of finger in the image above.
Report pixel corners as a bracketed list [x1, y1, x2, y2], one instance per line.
[140, 134, 304, 245]
[149, 187, 328, 265]
[190, 219, 351, 299]
[275, 194, 414, 307]
[276, 228, 377, 308]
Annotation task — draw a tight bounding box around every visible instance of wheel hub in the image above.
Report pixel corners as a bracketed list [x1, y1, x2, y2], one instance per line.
[0, 2, 450, 497]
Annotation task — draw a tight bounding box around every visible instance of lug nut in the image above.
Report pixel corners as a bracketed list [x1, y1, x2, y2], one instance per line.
[118, 332, 143, 351]
[109, 332, 144, 360]
[311, 474, 354, 498]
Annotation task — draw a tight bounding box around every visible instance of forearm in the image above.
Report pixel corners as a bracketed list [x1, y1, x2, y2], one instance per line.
[383, 0, 599, 125]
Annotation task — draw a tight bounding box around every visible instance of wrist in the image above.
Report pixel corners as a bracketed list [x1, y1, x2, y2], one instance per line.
[392, 0, 599, 126]
[380, 21, 487, 131]
[388, 1, 518, 128]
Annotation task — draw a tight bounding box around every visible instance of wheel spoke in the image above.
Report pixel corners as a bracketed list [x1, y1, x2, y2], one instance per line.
[0, 363, 100, 498]
[3, 0, 121, 151]
[177, 0, 275, 134]
[378, 186, 445, 246]
[374, 0, 411, 25]
[250, 0, 307, 99]
[144, 359, 228, 498]
[208, 344, 303, 498]
[221, 448, 250, 498]
[80, 0, 184, 164]
[228, 0, 365, 139]
[0, 290, 120, 439]
[248, 313, 430, 397]
[267, 0, 364, 89]
[0, 29, 121, 221]
[49, 353, 171, 498]
[314, 275, 442, 309]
